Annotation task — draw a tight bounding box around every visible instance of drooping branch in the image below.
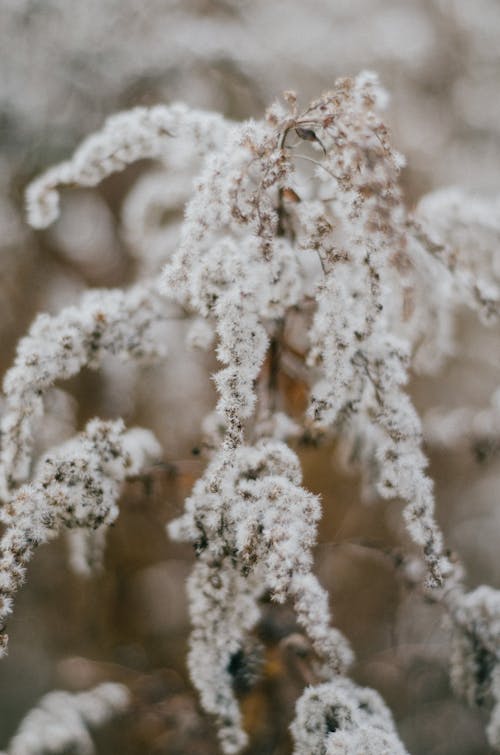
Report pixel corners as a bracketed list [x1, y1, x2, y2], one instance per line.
[0, 283, 166, 498]
[0, 418, 160, 657]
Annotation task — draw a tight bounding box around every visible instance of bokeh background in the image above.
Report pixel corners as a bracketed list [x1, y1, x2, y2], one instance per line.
[1, 1, 499, 752]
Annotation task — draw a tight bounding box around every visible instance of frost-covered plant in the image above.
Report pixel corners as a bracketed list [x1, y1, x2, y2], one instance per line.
[448, 586, 500, 713]
[0, 682, 130, 755]
[1, 71, 499, 752]
[169, 439, 353, 752]
[290, 677, 409, 755]
[0, 285, 166, 498]
[0, 418, 160, 656]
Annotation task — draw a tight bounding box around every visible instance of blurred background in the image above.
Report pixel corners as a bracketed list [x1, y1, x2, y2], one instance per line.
[1, 1, 499, 752]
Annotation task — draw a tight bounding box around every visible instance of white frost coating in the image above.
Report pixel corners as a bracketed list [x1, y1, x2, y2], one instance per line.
[448, 587, 500, 712]
[446, 586, 500, 751]
[290, 677, 409, 755]
[169, 439, 353, 753]
[14, 71, 500, 751]
[0, 419, 160, 656]
[0, 283, 165, 498]
[26, 103, 229, 229]
[161, 117, 302, 448]
[295, 76, 454, 586]
[65, 426, 161, 577]
[368, 341, 454, 587]
[416, 187, 500, 323]
[4, 682, 130, 755]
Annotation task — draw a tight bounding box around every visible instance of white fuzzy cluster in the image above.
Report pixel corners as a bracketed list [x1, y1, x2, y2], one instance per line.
[290, 677, 409, 755]
[285, 76, 455, 587]
[448, 586, 500, 750]
[1, 682, 129, 755]
[365, 342, 454, 587]
[169, 439, 353, 753]
[0, 283, 165, 498]
[26, 103, 228, 229]
[415, 188, 500, 324]
[0, 419, 160, 657]
[162, 117, 303, 448]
